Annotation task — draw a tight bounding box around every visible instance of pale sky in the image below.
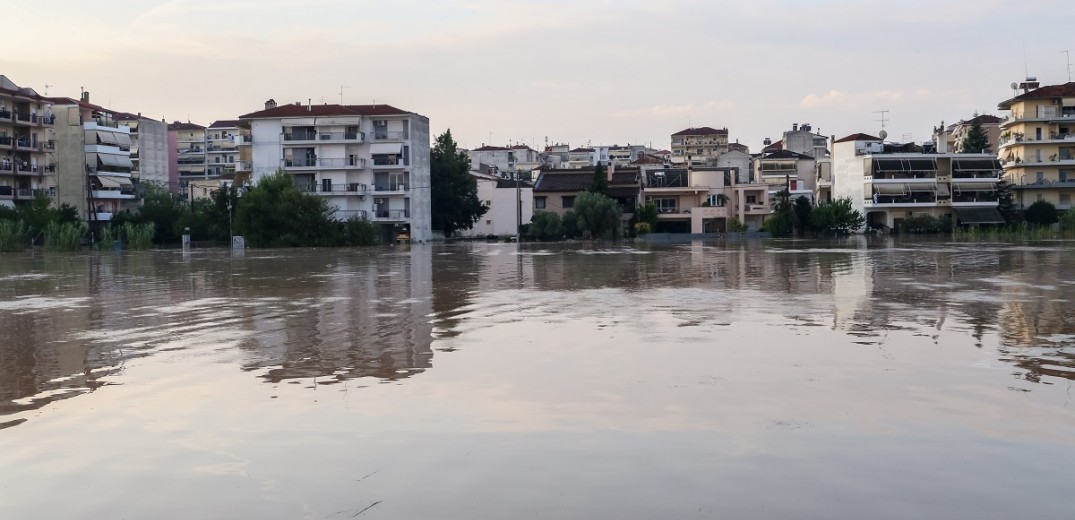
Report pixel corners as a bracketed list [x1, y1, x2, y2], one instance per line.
[8, 0, 1073, 151]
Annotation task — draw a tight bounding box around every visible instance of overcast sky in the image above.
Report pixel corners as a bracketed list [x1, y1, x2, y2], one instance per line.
[8, 0, 1073, 151]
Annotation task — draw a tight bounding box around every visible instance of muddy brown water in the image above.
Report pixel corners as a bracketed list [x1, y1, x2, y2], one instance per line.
[1, 239, 1074, 519]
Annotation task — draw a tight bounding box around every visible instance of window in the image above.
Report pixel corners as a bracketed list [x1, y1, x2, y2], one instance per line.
[1036, 128, 1043, 140]
[746, 194, 758, 205]
[707, 194, 724, 207]
[486, 220, 492, 225]
[1060, 193, 1071, 206]
[562, 196, 575, 209]
[648, 197, 676, 213]
[1036, 172, 1045, 183]
[1038, 194, 1045, 202]
[535, 197, 546, 209]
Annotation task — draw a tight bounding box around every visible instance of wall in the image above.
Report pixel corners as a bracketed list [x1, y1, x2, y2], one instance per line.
[52, 105, 88, 216]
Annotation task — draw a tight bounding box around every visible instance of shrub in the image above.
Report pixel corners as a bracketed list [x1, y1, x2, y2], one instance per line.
[1024, 200, 1059, 227]
[43, 222, 87, 252]
[528, 211, 563, 241]
[0, 219, 28, 252]
[124, 222, 156, 250]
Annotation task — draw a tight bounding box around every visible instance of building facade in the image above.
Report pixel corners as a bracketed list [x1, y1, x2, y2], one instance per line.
[458, 171, 533, 238]
[832, 133, 1004, 229]
[169, 122, 206, 186]
[670, 127, 729, 166]
[240, 100, 431, 242]
[118, 114, 170, 189]
[997, 82, 1075, 211]
[0, 76, 56, 209]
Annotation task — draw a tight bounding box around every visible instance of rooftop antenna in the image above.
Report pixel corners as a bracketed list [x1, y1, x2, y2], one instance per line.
[339, 85, 350, 104]
[873, 109, 890, 141]
[1064, 50, 1073, 82]
[44, 83, 53, 95]
[1024, 45, 1031, 79]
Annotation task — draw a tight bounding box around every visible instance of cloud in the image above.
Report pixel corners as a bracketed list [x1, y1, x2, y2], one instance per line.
[800, 91, 844, 108]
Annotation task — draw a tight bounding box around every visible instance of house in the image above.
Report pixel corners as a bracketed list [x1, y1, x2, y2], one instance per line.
[168, 121, 207, 185]
[754, 149, 816, 202]
[239, 99, 432, 243]
[0, 76, 55, 210]
[832, 133, 1004, 229]
[457, 170, 533, 238]
[532, 166, 642, 227]
[642, 167, 769, 233]
[996, 80, 1075, 212]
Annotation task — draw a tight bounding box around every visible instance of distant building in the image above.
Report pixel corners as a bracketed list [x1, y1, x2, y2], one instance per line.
[996, 81, 1075, 211]
[754, 150, 816, 202]
[641, 167, 769, 233]
[239, 100, 431, 242]
[0, 76, 56, 210]
[670, 126, 729, 166]
[117, 113, 170, 189]
[458, 170, 533, 238]
[205, 120, 243, 182]
[532, 166, 641, 227]
[935, 114, 1001, 154]
[832, 133, 1004, 229]
[169, 121, 206, 186]
[49, 92, 137, 223]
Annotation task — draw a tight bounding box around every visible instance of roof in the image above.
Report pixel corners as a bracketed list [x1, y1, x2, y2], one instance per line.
[728, 142, 750, 152]
[44, 96, 108, 113]
[534, 167, 640, 192]
[834, 133, 882, 144]
[495, 179, 533, 189]
[209, 119, 241, 128]
[998, 82, 1075, 109]
[570, 147, 594, 153]
[762, 139, 783, 152]
[630, 155, 665, 165]
[511, 144, 535, 150]
[239, 103, 412, 119]
[169, 121, 205, 131]
[965, 114, 1001, 125]
[671, 126, 728, 137]
[472, 145, 511, 152]
[611, 170, 639, 185]
[760, 150, 813, 160]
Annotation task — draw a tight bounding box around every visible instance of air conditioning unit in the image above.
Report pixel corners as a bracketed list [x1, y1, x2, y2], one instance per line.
[374, 120, 387, 127]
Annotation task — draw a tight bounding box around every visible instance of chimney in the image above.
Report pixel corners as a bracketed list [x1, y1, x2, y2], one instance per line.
[307, 99, 312, 111]
[265, 99, 277, 109]
[792, 123, 798, 132]
[802, 123, 811, 132]
[81, 91, 90, 103]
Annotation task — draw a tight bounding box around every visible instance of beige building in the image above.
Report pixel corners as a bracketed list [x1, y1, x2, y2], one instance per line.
[936, 114, 1002, 154]
[997, 81, 1075, 211]
[642, 167, 769, 233]
[670, 126, 729, 166]
[117, 113, 170, 189]
[169, 121, 206, 185]
[0, 76, 56, 210]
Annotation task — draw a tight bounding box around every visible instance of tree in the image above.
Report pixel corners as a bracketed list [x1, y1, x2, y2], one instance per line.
[810, 197, 865, 234]
[793, 195, 813, 235]
[528, 211, 563, 240]
[635, 203, 658, 230]
[961, 118, 990, 154]
[233, 170, 336, 247]
[431, 130, 487, 236]
[1024, 200, 1059, 227]
[764, 188, 794, 237]
[994, 179, 1018, 224]
[571, 191, 622, 239]
[130, 182, 190, 244]
[562, 210, 579, 238]
[17, 192, 58, 244]
[589, 163, 609, 196]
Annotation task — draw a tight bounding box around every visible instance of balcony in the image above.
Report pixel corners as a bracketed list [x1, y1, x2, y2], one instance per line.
[0, 186, 11, 198]
[283, 157, 367, 170]
[14, 188, 37, 200]
[0, 136, 11, 149]
[372, 209, 409, 220]
[206, 144, 239, 152]
[91, 190, 137, 200]
[39, 114, 54, 126]
[301, 183, 368, 196]
[334, 210, 369, 221]
[369, 131, 409, 141]
[235, 160, 252, 171]
[371, 155, 404, 168]
[1001, 112, 1075, 127]
[15, 163, 42, 175]
[1011, 179, 1075, 189]
[15, 139, 37, 151]
[0, 109, 10, 120]
[13, 113, 33, 126]
[744, 204, 770, 214]
[998, 134, 1075, 149]
[369, 183, 409, 194]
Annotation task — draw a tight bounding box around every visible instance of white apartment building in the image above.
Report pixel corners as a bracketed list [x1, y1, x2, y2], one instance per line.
[457, 171, 533, 238]
[169, 121, 206, 184]
[118, 113, 170, 188]
[832, 133, 1004, 229]
[239, 100, 431, 242]
[206, 120, 242, 180]
[0, 76, 55, 210]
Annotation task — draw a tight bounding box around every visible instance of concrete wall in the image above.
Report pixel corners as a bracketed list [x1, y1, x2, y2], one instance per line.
[52, 105, 88, 216]
[831, 140, 868, 216]
[137, 119, 169, 188]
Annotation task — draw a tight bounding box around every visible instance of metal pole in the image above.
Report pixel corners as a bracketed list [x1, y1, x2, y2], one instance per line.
[516, 170, 522, 240]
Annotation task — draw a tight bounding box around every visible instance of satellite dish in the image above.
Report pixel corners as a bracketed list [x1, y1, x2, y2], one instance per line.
[879, 129, 888, 140]
[1010, 82, 1018, 90]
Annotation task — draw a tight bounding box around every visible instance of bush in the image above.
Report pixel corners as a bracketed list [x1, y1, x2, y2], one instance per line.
[338, 216, 379, 246]
[0, 219, 28, 252]
[562, 210, 579, 238]
[1062, 209, 1075, 233]
[43, 222, 87, 252]
[899, 215, 951, 234]
[634, 222, 652, 235]
[124, 222, 156, 250]
[528, 211, 563, 241]
[727, 218, 747, 232]
[571, 191, 622, 239]
[1024, 200, 1059, 227]
[810, 198, 865, 234]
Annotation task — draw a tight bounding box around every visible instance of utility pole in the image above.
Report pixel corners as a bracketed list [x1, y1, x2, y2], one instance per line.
[516, 169, 522, 240]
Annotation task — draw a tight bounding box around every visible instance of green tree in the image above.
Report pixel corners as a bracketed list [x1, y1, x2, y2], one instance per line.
[994, 179, 1018, 224]
[17, 192, 58, 244]
[134, 182, 190, 243]
[431, 130, 487, 236]
[571, 191, 622, 239]
[635, 203, 658, 230]
[1024, 200, 1059, 227]
[528, 211, 563, 240]
[234, 171, 336, 247]
[562, 210, 579, 238]
[764, 188, 794, 237]
[961, 118, 990, 154]
[810, 197, 865, 234]
[589, 163, 609, 196]
[793, 195, 813, 235]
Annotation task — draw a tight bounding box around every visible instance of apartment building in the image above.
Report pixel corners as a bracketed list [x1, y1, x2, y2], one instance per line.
[49, 93, 136, 223]
[169, 121, 206, 184]
[832, 133, 1004, 229]
[934, 114, 1002, 154]
[239, 100, 431, 242]
[754, 150, 816, 202]
[206, 120, 242, 180]
[642, 167, 769, 233]
[457, 170, 533, 238]
[996, 81, 1075, 211]
[0, 76, 56, 209]
[117, 113, 170, 189]
[670, 126, 729, 166]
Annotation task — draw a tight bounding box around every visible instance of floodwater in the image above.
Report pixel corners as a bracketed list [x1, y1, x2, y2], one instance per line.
[1, 239, 1074, 519]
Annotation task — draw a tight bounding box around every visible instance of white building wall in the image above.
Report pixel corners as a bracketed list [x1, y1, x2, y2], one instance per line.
[831, 141, 868, 216]
[716, 150, 752, 183]
[137, 119, 169, 186]
[251, 120, 284, 181]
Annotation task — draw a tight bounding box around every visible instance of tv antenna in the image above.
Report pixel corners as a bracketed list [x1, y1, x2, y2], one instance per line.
[339, 85, 350, 104]
[873, 109, 890, 140]
[1064, 50, 1072, 82]
[44, 83, 53, 95]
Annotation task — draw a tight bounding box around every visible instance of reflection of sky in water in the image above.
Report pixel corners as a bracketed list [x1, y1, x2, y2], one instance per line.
[0, 242, 1074, 518]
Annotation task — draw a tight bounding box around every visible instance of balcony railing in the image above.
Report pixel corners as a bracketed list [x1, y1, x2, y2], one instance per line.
[14, 113, 32, 124]
[369, 131, 409, 141]
[300, 183, 368, 195]
[334, 210, 369, 221]
[15, 164, 41, 174]
[0, 136, 11, 147]
[283, 133, 318, 141]
[370, 183, 409, 193]
[0, 162, 12, 172]
[372, 209, 409, 219]
[0, 109, 10, 120]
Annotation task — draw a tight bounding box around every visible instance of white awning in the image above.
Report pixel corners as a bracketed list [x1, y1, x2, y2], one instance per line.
[95, 176, 123, 189]
[935, 183, 951, 197]
[874, 184, 906, 195]
[955, 182, 997, 192]
[370, 143, 402, 155]
[114, 132, 133, 147]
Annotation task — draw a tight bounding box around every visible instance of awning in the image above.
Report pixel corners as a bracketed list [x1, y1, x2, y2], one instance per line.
[370, 143, 402, 155]
[114, 132, 133, 147]
[952, 158, 1002, 172]
[907, 183, 936, 193]
[95, 176, 123, 189]
[954, 207, 1006, 224]
[96, 130, 119, 146]
[955, 182, 997, 192]
[98, 153, 119, 167]
[874, 184, 906, 195]
[112, 155, 134, 169]
[935, 183, 951, 197]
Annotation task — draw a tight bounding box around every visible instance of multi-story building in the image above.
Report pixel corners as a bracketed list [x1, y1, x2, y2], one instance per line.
[169, 122, 206, 185]
[670, 126, 729, 166]
[641, 167, 769, 233]
[469, 145, 516, 176]
[832, 133, 1005, 229]
[117, 113, 170, 189]
[0, 76, 56, 210]
[239, 100, 431, 242]
[532, 166, 641, 226]
[205, 120, 242, 180]
[935, 114, 1002, 154]
[997, 81, 1075, 211]
[49, 92, 136, 223]
[754, 150, 816, 202]
[457, 171, 533, 238]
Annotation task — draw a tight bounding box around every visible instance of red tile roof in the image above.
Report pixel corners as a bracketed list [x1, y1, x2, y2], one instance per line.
[168, 121, 205, 131]
[998, 82, 1075, 109]
[671, 126, 728, 137]
[239, 103, 413, 119]
[834, 133, 881, 144]
[209, 119, 242, 128]
[728, 142, 750, 152]
[630, 155, 665, 165]
[570, 147, 594, 153]
[472, 145, 511, 151]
